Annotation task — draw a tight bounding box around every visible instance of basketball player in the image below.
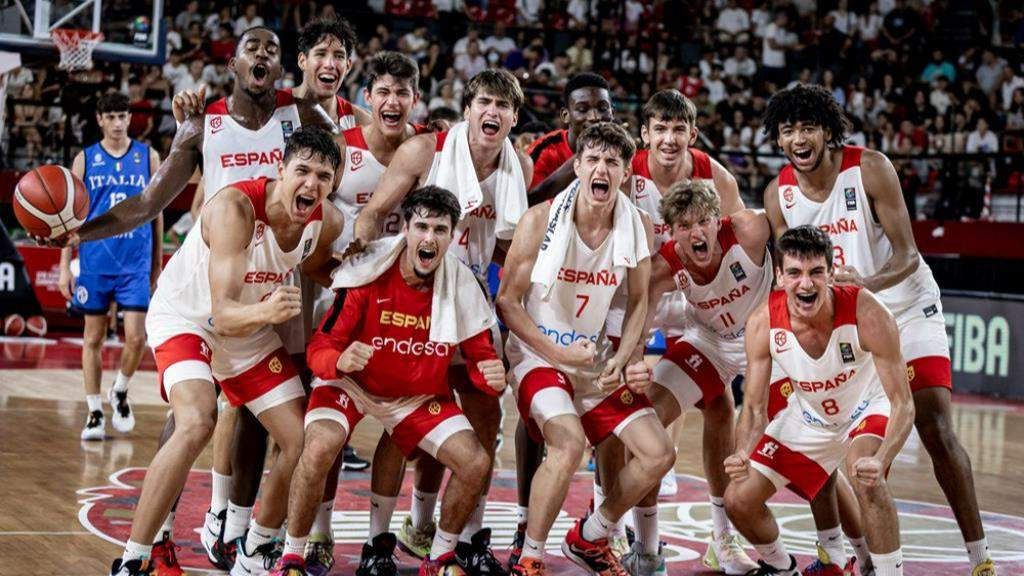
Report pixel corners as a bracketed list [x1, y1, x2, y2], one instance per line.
[290, 17, 370, 130]
[59, 92, 162, 442]
[762, 84, 996, 575]
[274, 186, 505, 576]
[621, 179, 768, 575]
[724, 225, 915, 576]
[350, 69, 531, 573]
[108, 127, 344, 576]
[497, 122, 674, 576]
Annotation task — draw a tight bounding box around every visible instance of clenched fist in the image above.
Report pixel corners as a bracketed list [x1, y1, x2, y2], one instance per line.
[337, 341, 374, 373]
[262, 285, 302, 324]
[477, 358, 506, 393]
[623, 360, 653, 395]
[560, 338, 596, 368]
[851, 456, 884, 487]
[724, 451, 750, 481]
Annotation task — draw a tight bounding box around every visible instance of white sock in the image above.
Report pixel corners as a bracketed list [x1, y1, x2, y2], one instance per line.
[122, 540, 152, 563]
[848, 536, 872, 570]
[245, 520, 276, 553]
[155, 511, 175, 541]
[581, 508, 612, 542]
[410, 488, 438, 531]
[521, 533, 544, 560]
[113, 371, 131, 392]
[633, 505, 659, 555]
[284, 533, 307, 558]
[210, 471, 231, 514]
[459, 497, 486, 543]
[86, 394, 102, 413]
[753, 536, 791, 570]
[516, 505, 528, 526]
[224, 502, 253, 543]
[311, 499, 334, 539]
[817, 526, 845, 565]
[966, 538, 990, 566]
[871, 549, 903, 576]
[710, 496, 730, 537]
[429, 527, 458, 559]
[368, 494, 397, 542]
[593, 481, 605, 509]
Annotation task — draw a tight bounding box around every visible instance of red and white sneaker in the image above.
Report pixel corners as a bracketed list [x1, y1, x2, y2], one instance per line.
[510, 558, 547, 576]
[560, 518, 627, 576]
[150, 535, 184, 576]
[418, 551, 463, 576]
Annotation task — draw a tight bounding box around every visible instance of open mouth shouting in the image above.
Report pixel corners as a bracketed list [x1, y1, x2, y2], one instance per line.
[691, 239, 709, 260]
[415, 245, 439, 273]
[794, 290, 819, 311]
[590, 178, 611, 201]
[791, 146, 815, 170]
[481, 119, 501, 137]
[250, 62, 271, 88]
[293, 191, 317, 220]
[315, 70, 339, 93]
[380, 109, 403, 129]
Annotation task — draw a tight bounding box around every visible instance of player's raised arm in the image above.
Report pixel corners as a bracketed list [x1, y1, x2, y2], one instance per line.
[710, 155, 745, 215]
[300, 202, 345, 287]
[855, 288, 915, 469]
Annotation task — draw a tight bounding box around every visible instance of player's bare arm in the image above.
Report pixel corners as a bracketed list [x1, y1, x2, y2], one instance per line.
[528, 154, 577, 204]
[726, 304, 772, 480]
[845, 149, 921, 292]
[855, 288, 915, 471]
[608, 251, 651, 390]
[732, 208, 772, 263]
[57, 151, 87, 299]
[206, 188, 299, 336]
[621, 210, 655, 366]
[762, 175, 788, 241]
[300, 203, 345, 288]
[711, 156, 745, 215]
[351, 103, 373, 127]
[149, 148, 164, 288]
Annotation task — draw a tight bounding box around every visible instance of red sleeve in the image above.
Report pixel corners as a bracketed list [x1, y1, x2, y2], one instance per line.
[529, 151, 559, 190]
[458, 327, 500, 396]
[307, 286, 368, 380]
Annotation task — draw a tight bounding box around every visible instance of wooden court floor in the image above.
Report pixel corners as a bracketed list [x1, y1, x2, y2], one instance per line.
[2, 337, 1024, 574]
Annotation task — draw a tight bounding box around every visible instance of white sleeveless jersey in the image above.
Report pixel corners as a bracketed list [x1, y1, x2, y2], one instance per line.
[154, 178, 323, 329]
[201, 90, 302, 203]
[629, 148, 715, 249]
[332, 126, 404, 251]
[281, 89, 358, 130]
[777, 146, 939, 313]
[768, 286, 881, 428]
[657, 216, 772, 341]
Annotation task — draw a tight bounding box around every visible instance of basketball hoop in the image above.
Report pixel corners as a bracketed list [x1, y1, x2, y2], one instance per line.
[50, 29, 104, 71]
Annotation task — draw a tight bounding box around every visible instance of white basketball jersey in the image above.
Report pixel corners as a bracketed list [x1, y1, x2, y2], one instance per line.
[281, 89, 358, 130]
[202, 91, 302, 203]
[333, 126, 403, 251]
[768, 286, 881, 428]
[155, 178, 323, 329]
[658, 217, 772, 341]
[629, 148, 715, 249]
[777, 146, 939, 313]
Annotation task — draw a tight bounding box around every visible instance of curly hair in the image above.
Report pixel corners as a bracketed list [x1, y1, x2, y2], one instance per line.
[762, 84, 852, 149]
[297, 17, 358, 57]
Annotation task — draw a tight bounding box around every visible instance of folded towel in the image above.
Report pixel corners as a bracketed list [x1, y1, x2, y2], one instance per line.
[331, 235, 495, 343]
[425, 120, 527, 240]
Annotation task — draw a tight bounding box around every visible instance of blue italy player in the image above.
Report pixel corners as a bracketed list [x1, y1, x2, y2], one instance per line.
[59, 92, 163, 441]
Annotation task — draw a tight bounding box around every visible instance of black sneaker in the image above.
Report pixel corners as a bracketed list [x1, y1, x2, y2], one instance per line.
[110, 558, 149, 575]
[456, 528, 508, 576]
[507, 523, 525, 571]
[81, 409, 105, 441]
[232, 537, 281, 575]
[356, 532, 399, 576]
[342, 445, 370, 471]
[748, 555, 799, 575]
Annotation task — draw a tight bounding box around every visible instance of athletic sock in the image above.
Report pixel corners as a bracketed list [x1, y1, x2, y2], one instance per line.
[411, 488, 439, 531]
[210, 471, 231, 514]
[283, 533, 307, 559]
[122, 540, 152, 563]
[310, 499, 334, 539]
[516, 505, 528, 526]
[848, 536, 872, 570]
[368, 493, 397, 542]
[581, 508, 612, 542]
[817, 526, 845, 565]
[113, 371, 131, 392]
[155, 511, 175, 542]
[245, 521, 276, 554]
[86, 394, 102, 413]
[520, 533, 544, 560]
[966, 538, 990, 566]
[753, 536, 791, 569]
[459, 497, 486, 543]
[710, 496, 731, 537]
[224, 502, 253, 543]
[871, 549, 903, 576]
[429, 527, 458, 559]
[633, 505, 659, 554]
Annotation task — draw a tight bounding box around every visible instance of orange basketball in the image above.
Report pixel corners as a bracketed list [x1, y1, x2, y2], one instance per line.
[12, 165, 90, 239]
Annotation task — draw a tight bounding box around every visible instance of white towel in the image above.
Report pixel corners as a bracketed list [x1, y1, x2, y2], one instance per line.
[531, 180, 650, 300]
[331, 235, 495, 344]
[425, 120, 527, 240]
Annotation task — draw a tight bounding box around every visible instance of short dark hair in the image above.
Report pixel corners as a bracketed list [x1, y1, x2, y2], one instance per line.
[282, 126, 341, 172]
[364, 51, 419, 93]
[562, 72, 609, 106]
[428, 106, 461, 125]
[642, 89, 696, 126]
[96, 92, 130, 114]
[401, 185, 462, 229]
[464, 69, 524, 113]
[575, 121, 636, 163]
[777, 225, 833, 268]
[237, 26, 279, 55]
[297, 17, 358, 57]
[762, 84, 852, 149]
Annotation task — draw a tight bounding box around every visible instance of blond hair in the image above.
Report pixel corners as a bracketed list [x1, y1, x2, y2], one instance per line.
[659, 179, 720, 225]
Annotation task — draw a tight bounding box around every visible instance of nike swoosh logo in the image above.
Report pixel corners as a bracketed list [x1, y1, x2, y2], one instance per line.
[371, 502, 379, 508]
[237, 561, 253, 574]
[785, 203, 796, 209]
[414, 495, 425, 501]
[643, 512, 657, 518]
[774, 347, 790, 354]
[635, 194, 648, 200]
[376, 298, 391, 304]
[827, 535, 840, 541]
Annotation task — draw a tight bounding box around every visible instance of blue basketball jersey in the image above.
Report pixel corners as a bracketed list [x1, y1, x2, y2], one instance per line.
[80, 140, 153, 275]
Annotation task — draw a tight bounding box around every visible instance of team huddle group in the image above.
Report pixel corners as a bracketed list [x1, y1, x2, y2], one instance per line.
[57, 14, 998, 576]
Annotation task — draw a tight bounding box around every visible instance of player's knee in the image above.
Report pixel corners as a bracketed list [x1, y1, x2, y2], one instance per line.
[703, 392, 734, 425]
[914, 409, 962, 456]
[82, 328, 105, 349]
[457, 446, 492, 484]
[724, 483, 757, 520]
[303, 424, 347, 471]
[123, 331, 146, 352]
[175, 409, 217, 453]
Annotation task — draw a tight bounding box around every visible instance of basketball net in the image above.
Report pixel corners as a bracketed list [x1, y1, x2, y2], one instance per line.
[51, 29, 104, 71]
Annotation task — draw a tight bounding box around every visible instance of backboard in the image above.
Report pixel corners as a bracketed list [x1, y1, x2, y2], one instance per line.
[0, 0, 165, 64]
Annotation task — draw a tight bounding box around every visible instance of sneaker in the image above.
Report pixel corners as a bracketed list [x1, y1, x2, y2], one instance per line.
[609, 533, 630, 559]
[357, 532, 399, 576]
[561, 517, 627, 575]
[201, 509, 236, 570]
[620, 541, 667, 576]
[304, 534, 335, 576]
[342, 445, 370, 471]
[150, 535, 184, 576]
[456, 528, 507, 575]
[397, 515, 436, 559]
[270, 556, 307, 576]
[658, 472, 678, 498]
[802, 543, 856, 575]
[702, 531, 759, 574]
[747, 556, 799, 575]
[108, 387, 135, 432]
[972, 559, 997, 576]
[81, 409, 105, 441]
[510, 558, 547, 576]
[507, 523, 526, 570]
[418, 551, 460, 576]
[110, 558, 150, 576]
[231, 538, 282, 576]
